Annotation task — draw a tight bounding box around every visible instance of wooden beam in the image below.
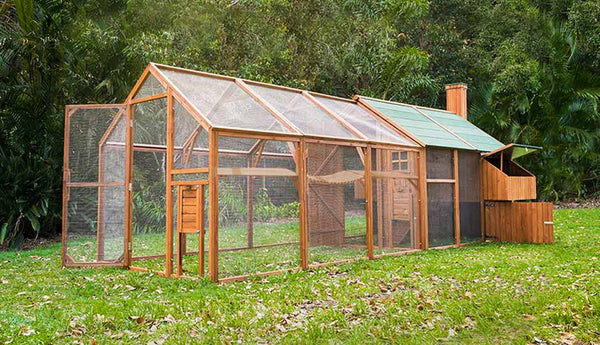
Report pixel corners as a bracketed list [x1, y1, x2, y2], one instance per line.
[124, 103, 134, 267]
[418, 148, 429, 249]
[208, 129, 219, 282]
[130, 92, 167, 104]
[365, 146, 374, 259]
[165, 89, 175, 277]
[453, 149, 460, 247]
[61, 107, 71, 267]
[480, 157, 486, 242]
[217, 167, 297, 177]
[426, 179, 456, 183]
[298, 139, 309, 269]
[247, 156, 254, 249]
[198, 184, 205, 276]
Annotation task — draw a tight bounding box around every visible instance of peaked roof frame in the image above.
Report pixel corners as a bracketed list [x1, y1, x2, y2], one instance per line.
[118, 63, 422, 150]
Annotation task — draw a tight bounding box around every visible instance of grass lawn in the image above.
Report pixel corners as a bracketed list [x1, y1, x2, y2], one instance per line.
[1, 208, 599, 344]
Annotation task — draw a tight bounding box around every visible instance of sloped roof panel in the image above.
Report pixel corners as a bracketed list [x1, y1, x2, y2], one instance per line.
[247, 84, 359, 139]
[364, 99, 474, 150]
[313, 95, 416, 146]
[156, 67, 292, 134]
[417, 108, 504, 152]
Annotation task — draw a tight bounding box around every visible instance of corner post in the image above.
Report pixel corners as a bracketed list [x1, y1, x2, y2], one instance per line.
[364, 146, 374, 259]
[208, 129, 219, 282]
[418, 148, 429, 249]
[453, 149, 460, 246]
[124, 103, 134, 267]
[298, 139, 309, 269]
[165, 88, 174, 276]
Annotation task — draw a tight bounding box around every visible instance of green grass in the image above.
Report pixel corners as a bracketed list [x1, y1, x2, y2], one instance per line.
[1, 208, 599, 344]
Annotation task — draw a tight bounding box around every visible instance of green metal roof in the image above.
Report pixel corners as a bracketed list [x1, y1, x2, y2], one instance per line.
[364, 98, 504, 152]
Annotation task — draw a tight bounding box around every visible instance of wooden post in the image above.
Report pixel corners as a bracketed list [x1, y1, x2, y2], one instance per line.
[375, 150, 385, 249]
[198, 184, 205, 276]
[165, 89, 175, 276]
[364, 146, 374, 259]
[61, 107, 71, 266]
[208, 130, 219, 282]
[480, 158, 486, 242]
[176, 187, 183, 276]
[124, 103, 134, 267]
[298, 140, 308, 269]
[246, 156, 254, 249]
[96, 143, 105, 262]
[418, 148, 429, 249]
[453, 150, 460, 247]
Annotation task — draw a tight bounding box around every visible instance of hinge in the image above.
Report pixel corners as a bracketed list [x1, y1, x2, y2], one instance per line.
[130, 119, 134, 127]
[128, 183, 132, 191]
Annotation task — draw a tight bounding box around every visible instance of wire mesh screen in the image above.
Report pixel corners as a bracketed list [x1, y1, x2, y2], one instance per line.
[130, 99, 169, 271]
[458, 150, 482, 243]
[157, 68, 290, 133]
[65, 106, 126, 264]
[133, 73, 165, 99]
[426, 148, 453, 179]
[307, 144, 367, 264]
[314, 96, 416, 146]
[173, 98, 209, 170]
[427, 183, 455, 247]
[247, 84, 358, 139]
[216, 137, 300, 278]
[426, 148, 455, 247]
[372, 149, 420, 255]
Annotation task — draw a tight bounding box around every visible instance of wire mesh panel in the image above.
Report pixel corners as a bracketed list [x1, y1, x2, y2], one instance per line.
[173, 98, 209, 170]
[426, 148, 456, 247]
[133, 73, 166, 99]
[372, 149, 420, 255]
[247, 85, 358, 139]
[427, 183, 455, 247]
[65, 105, 126, 264]
[306, 144, 367, 264]
[314, 96, 416, 146]
[458, 150, 482, 243]
[156, 67, 291, 133]
[130, 98, 169, 271]
[426, 148, 453, 180]
[216, 137, 300, 278]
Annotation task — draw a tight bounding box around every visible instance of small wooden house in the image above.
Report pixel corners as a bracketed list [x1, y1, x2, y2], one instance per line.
[62, 64, 553, 282]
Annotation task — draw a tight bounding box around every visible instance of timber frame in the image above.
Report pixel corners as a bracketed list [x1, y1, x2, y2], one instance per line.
[61, 63, 550, 283]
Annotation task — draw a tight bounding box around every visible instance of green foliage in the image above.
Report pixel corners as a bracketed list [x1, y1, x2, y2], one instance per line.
[132, 184, 166, 234]
[1, 0, 600, 244]
[0, 147, 56, 248]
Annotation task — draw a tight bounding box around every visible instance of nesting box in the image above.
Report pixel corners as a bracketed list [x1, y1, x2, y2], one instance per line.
[481, 144, 553, 244]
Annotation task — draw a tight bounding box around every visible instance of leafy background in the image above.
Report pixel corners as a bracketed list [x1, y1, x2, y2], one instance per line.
[1, 0, 599, 245]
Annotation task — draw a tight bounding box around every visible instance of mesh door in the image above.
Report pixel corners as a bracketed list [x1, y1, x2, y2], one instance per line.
[217, 137, 300, 278]
[372, 149, 420, 255]
[307, 144, 367, 264]
[64, 105, 126, 265]
[458, 151, 481, 243]
[130, 98, 170, 271]
[426, 148, 456, 247]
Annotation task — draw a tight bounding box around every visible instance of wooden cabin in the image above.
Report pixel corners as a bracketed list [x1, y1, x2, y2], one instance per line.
[61, 63, 553, 283]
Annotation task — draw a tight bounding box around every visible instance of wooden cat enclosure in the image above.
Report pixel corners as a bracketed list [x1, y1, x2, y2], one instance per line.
[61, 63, 553, 283]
